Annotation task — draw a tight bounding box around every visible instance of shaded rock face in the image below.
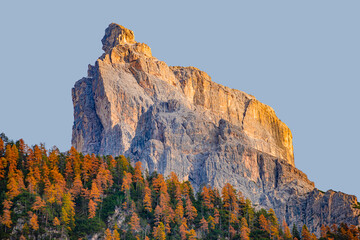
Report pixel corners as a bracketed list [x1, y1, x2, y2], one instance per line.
[72, 23, 360, 233]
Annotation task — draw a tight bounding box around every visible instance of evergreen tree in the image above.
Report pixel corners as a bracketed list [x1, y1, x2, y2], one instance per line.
[292, 223, 301, 240]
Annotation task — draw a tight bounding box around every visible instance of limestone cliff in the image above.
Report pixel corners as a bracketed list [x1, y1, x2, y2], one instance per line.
[72, 23, 360, 234]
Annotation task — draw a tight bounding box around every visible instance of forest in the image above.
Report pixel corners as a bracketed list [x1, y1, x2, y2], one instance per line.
[0, 134, 358, 240]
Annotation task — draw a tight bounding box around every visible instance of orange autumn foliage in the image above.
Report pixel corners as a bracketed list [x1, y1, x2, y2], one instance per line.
[1, 199, 13, 228]
[130, 212, 141, 233]
[32, 196, 46, 211]
[259, 214, 270, 234]
[133, 161, 143, 184]
[143, 180, 152, 212]
[29, 212, 39, 231]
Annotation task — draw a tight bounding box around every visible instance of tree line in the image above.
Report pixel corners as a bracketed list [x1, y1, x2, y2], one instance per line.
[0, 135, 358, 239]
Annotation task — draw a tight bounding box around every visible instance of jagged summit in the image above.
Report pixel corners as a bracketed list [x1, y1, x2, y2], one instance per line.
[101, 23, 136, 52]
[72, 23, 360, 234]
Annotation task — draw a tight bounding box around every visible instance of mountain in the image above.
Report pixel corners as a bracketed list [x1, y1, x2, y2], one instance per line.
[72, 23, 360, 234]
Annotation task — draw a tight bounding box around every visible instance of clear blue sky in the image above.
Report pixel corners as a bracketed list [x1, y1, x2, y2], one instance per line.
[1, 1, 359, 198]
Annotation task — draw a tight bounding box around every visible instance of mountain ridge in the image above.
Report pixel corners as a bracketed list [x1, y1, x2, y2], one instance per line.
[72, 23, 360, 234]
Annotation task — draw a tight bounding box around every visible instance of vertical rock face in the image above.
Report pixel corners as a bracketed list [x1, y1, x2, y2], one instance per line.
[72, 23, 360, 233]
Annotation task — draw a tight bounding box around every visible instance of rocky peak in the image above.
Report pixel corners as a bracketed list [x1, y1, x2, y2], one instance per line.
[72, 23, 360, 234]
[101, 23, 136, 52]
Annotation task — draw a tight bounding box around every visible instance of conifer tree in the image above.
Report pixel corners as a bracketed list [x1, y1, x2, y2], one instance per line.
[200, 217, 208, 234]
[71, 174, 83, 197]
[82, 154, 92, 183]
[282, 219, 292, 239]
[88, 199, 97, 219]
[207, 215, 216, 229]
[32, 196, 46, 211]
[133, 161, 143, 185]
[1, 199, 13, 228]
[201, 185, 214, 209]
[130, 212, 140, 234]
[143, 180, 152, 212]
[153, 222, 166, 240]
[104, 228, 112, 240]
[53, 217, 60, 227]
[179, 219, 188, 240]
[185, 196, 197, 222]
[188, 229, 197, 240]
[29, 211, 39, 231]
[0, 138, 4, 154]
[0, 157, 6, 180]
[61, 193, 75, 231]
[259, 214, 270, 236]
[229, 225, 236, 239]
[320, 224, 328, 238]
[240, 217, 250, 240]
[113, 229, 120, 240]
[302, 224, 312, 240]
[292, 224, 301, 240]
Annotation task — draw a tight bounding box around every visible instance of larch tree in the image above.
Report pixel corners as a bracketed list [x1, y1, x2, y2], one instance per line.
[113, 229, 120, 240]
[53, 217, 60, 227]
[133, 161, 143, 185]
[214, 209, 220, 225]
[229, 225, 236, 239]
[65, 160, 74, 184]
[154, 205, 162, 225]
[1, 199, 13, 228]
[108, 155, 117, 169]
[121, 171, 132, 208]
[311, 232, 317, 240]
[7, 171, 22, 199]
[61, 193, 75, 231]
[282, 219, 292, 239]
[320, 225, 328, 238]
[0, 138, 4, 154]
[32, 196, 46, 212]
[6, 144, 18, 173]
[143, 180, 152, 212]
[90, 181, 101, 203]
[222, 183, 239, 214]
[259, 214, 270, 236]
[104, 228, 112, 240]
[200, 217, 208, 235]
[90, 154, 101, 175]
[187, 229, 197, 240]
[179, 219, 188, 240]
[152, 174, 166, 194]
[95, 162, 113, 194]
[240, 217, 250, 240]
[153, 222, 166, 240]
[301, 224, 312, 240]
[201, 185, 214, 209]
[185, 196, 197, 222]
[207, 215, 216, 230]
[88, 199, 97, 219]
[6, 145, 25, 200]
[175, 202, 184, 224]
[29, 212, 39, 231]
[71, 174, 83, 197]
[68, 146, 81, 176]
[82, 154, 92, 183]
[130, 212, 141, 234]
[0, 157, 6, 180]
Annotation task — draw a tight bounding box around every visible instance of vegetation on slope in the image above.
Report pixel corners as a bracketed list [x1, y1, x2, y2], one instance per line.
[0, 134, 358, 239]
